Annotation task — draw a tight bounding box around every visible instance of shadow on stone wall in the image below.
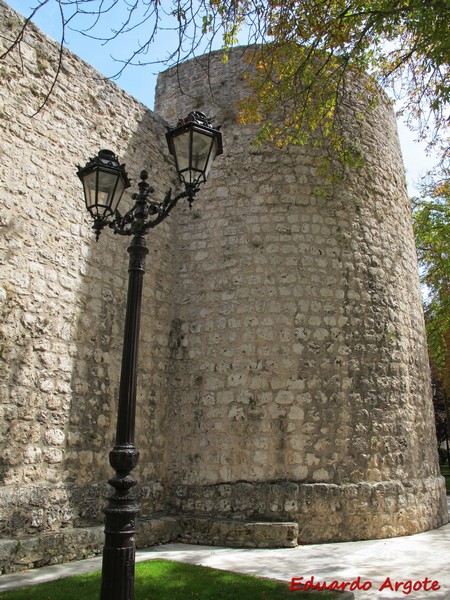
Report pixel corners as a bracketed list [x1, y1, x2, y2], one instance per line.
[0, 1, 180, 546]
[63, 107, 180, 529]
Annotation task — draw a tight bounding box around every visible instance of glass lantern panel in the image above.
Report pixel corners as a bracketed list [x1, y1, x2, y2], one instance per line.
[83, 171, 99, 213]
[96, 170, 120, 214]
[191, 130, 214, 173]
[111, 177, 127, 214]
[172, 132, 191, 174]
[202, 137, 219, 181]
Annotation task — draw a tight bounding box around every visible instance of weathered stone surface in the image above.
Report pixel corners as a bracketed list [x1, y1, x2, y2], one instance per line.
[179, 518, 299, 548]
[0, 0, 175, 535]
[136, 516, 180, 548]
[0, 517, 181, 574]
[171, 477, 447, 543]
[0, 0, 447, 570]
[155, 46, 448, 541]
[0, 526, 104, 573]
[0, 516, 292, 574]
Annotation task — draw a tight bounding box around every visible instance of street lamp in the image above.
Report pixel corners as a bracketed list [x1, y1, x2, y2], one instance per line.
[76, 111, 222, 600]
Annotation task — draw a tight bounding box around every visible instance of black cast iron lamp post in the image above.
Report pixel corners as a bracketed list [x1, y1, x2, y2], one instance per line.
[76, 112, 222, 600]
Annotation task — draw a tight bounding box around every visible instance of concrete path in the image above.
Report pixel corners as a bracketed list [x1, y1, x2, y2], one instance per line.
[1, 497, 449, 599]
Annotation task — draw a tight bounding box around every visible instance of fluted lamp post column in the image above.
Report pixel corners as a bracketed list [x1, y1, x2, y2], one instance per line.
[76, 112, 223, 600]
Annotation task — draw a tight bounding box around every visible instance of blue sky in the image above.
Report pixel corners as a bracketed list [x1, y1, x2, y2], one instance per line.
[5, 0, 435, 194]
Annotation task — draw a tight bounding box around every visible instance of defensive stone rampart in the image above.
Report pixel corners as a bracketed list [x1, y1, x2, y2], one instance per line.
[0, 0, 176, 550]
[0, 0, 447, 573]
[155, 47, 448, 543]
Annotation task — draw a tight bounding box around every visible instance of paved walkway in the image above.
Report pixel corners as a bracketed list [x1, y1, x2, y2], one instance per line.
[1, 498, 449, 599]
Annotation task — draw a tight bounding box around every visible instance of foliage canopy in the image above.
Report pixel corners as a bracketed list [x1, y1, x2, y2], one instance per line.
[413, 175, 450, 394]
[1, 0, 449, 152]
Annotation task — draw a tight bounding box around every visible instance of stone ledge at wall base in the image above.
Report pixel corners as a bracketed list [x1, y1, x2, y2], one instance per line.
[0, 517, 177, 575]
[178, 517, 299, 548]
[172, 477, 449, 543]
[0, 526, 104, 575]
[0, 517, 298, 574]
[138, 516, 299, 549]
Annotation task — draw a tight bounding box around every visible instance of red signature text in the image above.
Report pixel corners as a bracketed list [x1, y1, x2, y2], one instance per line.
[290, 576, 441, 595]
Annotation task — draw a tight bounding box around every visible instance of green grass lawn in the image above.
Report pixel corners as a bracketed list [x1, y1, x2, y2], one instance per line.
[0, 559, 341, 600]
[441, 463, 450, 493]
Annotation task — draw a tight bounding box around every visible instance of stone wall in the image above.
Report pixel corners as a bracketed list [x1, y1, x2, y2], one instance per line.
[0, 0, 177, 539]
[0, 0, 447, 573]
[155, 47, 448, 542]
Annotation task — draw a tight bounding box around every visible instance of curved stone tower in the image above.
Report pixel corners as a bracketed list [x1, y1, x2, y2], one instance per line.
[155, 46, 448, 542]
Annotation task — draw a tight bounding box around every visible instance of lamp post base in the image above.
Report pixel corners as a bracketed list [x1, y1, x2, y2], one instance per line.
[100, 543, 136, 600]
[100, 445, 140, 600]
